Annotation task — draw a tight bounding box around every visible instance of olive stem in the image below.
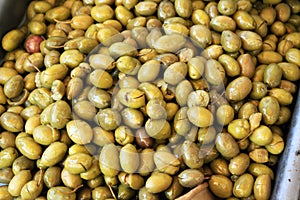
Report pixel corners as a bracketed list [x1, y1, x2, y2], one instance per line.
[107, 184, 117, 200]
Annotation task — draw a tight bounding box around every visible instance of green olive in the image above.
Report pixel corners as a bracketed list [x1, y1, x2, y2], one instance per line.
[154, 150, 180, 175]
[96, 108, 122, 131]
[174, 0, 192, 18]
[121, 108, 144, 129]
[187, 56, 205, 79]
[181, 140, 204, 169]
[0, 186, 13, 200]
[233, 173, 254, 198]
[249, 148, 269, 163]
[259, 96, 280, 125]
[238, 31, 263, 51]
[39, 142, 67, 168]
[61, 168, 82, 189]
[146, 98, 167, 120]
[45, 6, 71, 23]
[145, 119, 171, 140]
[0, 147, 18, 169]
[47, 186, 76, 200]
[4, 75, 24, 99]
[109, 41, 138, 58]
[229, 153, 250, 175]
[0, 131, 16, 149]
[216, 104, 235, 126]
[253, 174, 272, 200]
[32, 125, 60, 145]
[226, 76, 252, 102]
[145, 172, 173, 194]
[99, 144, 120, 177]
[139, 186, 160, 200]
[12, 155, 34, 175]
[135, 1, 157, 16]
[158, 0, 176, 21]
[28, 88, 54, 109]
[258, 51, 283, 64]
[64, 153, 93, 174]
[43, 166, 62, 188]
[0, 112, 24, 132]
[60, 50, 84, 69]
[227, 119, 250, 140]
[20, 180, 43, 200]
[233, 10, 256, 30]
[173, 107, 191, 136]
[209, 175, 233, 198]
[164, 177, 183, 200]
[8, 170, 32, 197]
[178, 169, 204, 188]
[154, 34, 187, 54]
[187, 106, 214, 128]
[218, 0, 237, 15]
[248, 163, 274, 180]
[88, 86, 111, 109]
[215, 132, 240, 158]
[66, 120, 93, 145]
[0, 168, 14, 184]
[120, 144, 140, 173]
[2, 29, 25, 52]
[138, 148, 155, 176]
[15, 133, 42, 160]
[115, 5, 134, 26]
[210, 16, 236, 32]
[264, 63, 283, 88]
[138, 59, 161, 82]
[210, 157, 230, 177]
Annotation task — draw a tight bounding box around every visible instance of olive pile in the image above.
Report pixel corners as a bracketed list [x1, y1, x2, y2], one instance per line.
[1, 0, 300, 199]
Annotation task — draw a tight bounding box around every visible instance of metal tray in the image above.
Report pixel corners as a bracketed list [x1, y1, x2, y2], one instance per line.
[0, 1, 299, 199]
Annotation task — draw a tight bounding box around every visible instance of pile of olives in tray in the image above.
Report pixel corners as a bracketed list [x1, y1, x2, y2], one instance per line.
[0, 0, 300, 199]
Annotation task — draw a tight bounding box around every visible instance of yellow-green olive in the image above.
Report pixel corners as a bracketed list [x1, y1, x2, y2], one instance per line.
[145, 119, 171, 140]
[145, 172, 173, 194]
[20, 180, 43, 200]
[12, 155, 34, 175]
[2, 29, 26, 52]
[250, 125, 273, 146]
[66, 120, 93, 145]
[217, 0, 237, 15]
[15, 133, 42, 160]
[119, 143, 140, 174]
[226, 76, 252, 102]
[99, 144, 120, 177]
[135, 1, 157, 16]
[233, 173, 254, 198]
[190, 24, 212, 48]
[43, 166, 62, 188]
[210, 157, 230, 177]
[187, 106, 213, 128]
[259, 96, 280, 125]
[39, 142, 67, 168]
[227, 119, 250, 140]
[32, 125, 60, 145]
[0, 186, 13, 200]
[0, 131, 16, 149]
[0, 112, 24, 132]
[209, 175, 233, 198]
[228, 153, 250, 175]
[178, 169, 204, 188]
[215, 132, 240, 158]
[216, 104, 235, 126]
[154, 150, 180, 175]
[0, 147, 18, 169]
[47, 186, 76, 200]
[153, 34, 187, 54]
[174, 0, 192, 18]
[89, 69, 113, 89]
[248, 163, 274, 180]
[253, 174, 272, 200]
[8, 170, 32, 197]
[210, 16, 236, 32]
[45, 6, 71, 23]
